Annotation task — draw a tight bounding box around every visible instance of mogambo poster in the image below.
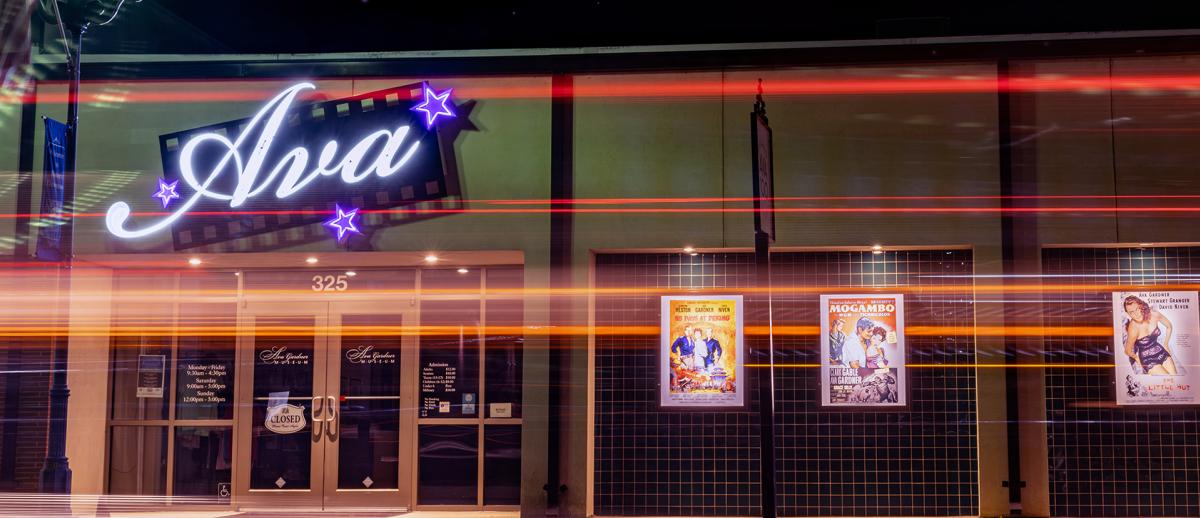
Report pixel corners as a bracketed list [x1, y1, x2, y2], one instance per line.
[1112, 290, 1199, 405]
[820, 294, 906, 406]
[660, 296, 744, 407]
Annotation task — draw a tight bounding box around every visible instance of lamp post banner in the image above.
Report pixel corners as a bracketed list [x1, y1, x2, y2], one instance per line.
[36, 117, 69, 262]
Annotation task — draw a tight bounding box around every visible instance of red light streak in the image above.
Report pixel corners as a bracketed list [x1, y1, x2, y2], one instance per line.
[0, 195, 1198, 219]
[10, 75, 1200, 104]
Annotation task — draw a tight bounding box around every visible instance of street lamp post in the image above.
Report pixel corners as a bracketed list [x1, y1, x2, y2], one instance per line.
[36, 0, 136, 495]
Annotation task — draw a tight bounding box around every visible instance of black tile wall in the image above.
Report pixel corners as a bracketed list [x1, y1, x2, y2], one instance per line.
[594, 252, 761, 517]
[1044, 247, 1200, 517]
[594, 250, 979, 516]
[770, 250, 978, 516]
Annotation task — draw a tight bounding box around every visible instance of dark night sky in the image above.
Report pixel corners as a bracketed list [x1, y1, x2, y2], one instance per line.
[54, 1, 1200, 55]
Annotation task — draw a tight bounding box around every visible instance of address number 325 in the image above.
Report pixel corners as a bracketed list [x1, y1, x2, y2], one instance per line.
[311, 274, 349, 292]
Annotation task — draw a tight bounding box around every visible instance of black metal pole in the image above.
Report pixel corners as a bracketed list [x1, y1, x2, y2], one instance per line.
[997, 58, 1028, 514]
[750, 80, 778, 518]
[39, 24, 82, 496]
[544, 72, 573, 516]
[754, 229, 777, 518]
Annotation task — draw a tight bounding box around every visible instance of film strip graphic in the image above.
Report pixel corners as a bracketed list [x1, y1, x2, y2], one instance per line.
[157, 82, 462, 252]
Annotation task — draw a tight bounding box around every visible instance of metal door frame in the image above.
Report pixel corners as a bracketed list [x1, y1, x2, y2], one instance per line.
[232, 300, 330, 510]
[321, 300, 417, 511]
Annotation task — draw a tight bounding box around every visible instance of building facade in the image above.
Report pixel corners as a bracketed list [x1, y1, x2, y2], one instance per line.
[2, 29, 1200, 517]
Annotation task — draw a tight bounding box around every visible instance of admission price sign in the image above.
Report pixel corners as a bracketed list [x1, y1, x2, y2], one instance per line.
[420, 360, 460, 417]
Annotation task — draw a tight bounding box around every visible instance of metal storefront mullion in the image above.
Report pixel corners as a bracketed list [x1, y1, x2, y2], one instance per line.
[171, 420, 233, 427]
[415, 418, 479, 425]
[164, 273, 181, 498]
[477, 270, 486, 509]
[409, 270, 421, 506]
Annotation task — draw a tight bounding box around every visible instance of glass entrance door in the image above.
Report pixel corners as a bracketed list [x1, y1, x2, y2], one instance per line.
[322, 302, 416, 508]
[235, 301, 414, 510]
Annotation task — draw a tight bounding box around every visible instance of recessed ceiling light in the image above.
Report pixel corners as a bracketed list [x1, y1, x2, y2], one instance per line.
[305, 257, 319, 264]
[345, 271, 357, 277]
[188, 257, 202, 266]
[871, 244, 883, 251]
[683, 246, 696, 253]
[1138, 243, 1153, 247]
[233, 271, 241, 276]
[457, 267, 469, 274]
[424, 254, 439, 263]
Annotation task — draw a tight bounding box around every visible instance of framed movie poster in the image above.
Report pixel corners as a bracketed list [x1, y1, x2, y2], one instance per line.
[820, 294, 906, 406]
[660, 295, 745, 407]
[1112, 290, 1199, 405]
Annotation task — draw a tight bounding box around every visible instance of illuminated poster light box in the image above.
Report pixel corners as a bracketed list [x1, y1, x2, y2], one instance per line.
[1112, 290, 1200, 406]
[820, 294, 907, 407]
[660, 295, 746, 408]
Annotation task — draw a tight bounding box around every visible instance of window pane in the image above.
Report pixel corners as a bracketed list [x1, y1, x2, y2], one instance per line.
[486, 299, 522, 418]
[177, 270, 238, 293]
[110, 274, 175, 421]
[338, 399, 400, 490]
[173, 426, 232, 498]
[251, 317, 315, 399]
[0, 338, 48, 491]
[110, 339, 171, 421]
[485, 267, 523, 294]
[108, 426, 167, 495]
[423, 268, 481, 292]
[418, 425, 477, 505]
[175, 304, 236, 420]
[340, 314, 402, 397]
[484, 425, 521, 505]
[419, 300, 480, 418]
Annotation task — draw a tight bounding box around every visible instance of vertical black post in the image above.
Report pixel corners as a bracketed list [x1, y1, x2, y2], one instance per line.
[39, 26, 83, 496]
[545, 73, 573, 516]
[754, 230, 777, 518]
[997, 58, 1028, 514]
[751, 80, 777, 518]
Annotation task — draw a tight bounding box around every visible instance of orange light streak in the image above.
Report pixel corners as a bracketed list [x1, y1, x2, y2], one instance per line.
[0, 324, 1115, 338]
[3, 204, 1200, 219]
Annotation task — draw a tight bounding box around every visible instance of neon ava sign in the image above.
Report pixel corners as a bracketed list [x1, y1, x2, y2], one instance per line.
[105, 82, 456, 241]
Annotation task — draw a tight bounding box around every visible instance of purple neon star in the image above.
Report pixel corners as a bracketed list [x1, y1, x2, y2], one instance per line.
[411, 84, 456, 128]
[323, 204, 361, 242]
[152, 178, 181, 209]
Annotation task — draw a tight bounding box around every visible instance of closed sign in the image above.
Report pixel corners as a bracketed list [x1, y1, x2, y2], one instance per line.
[265, 404, 307, 434]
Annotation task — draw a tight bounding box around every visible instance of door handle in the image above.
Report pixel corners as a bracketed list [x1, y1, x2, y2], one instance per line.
[310, 395, 324, 443]
[325, 395, 339, 442]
